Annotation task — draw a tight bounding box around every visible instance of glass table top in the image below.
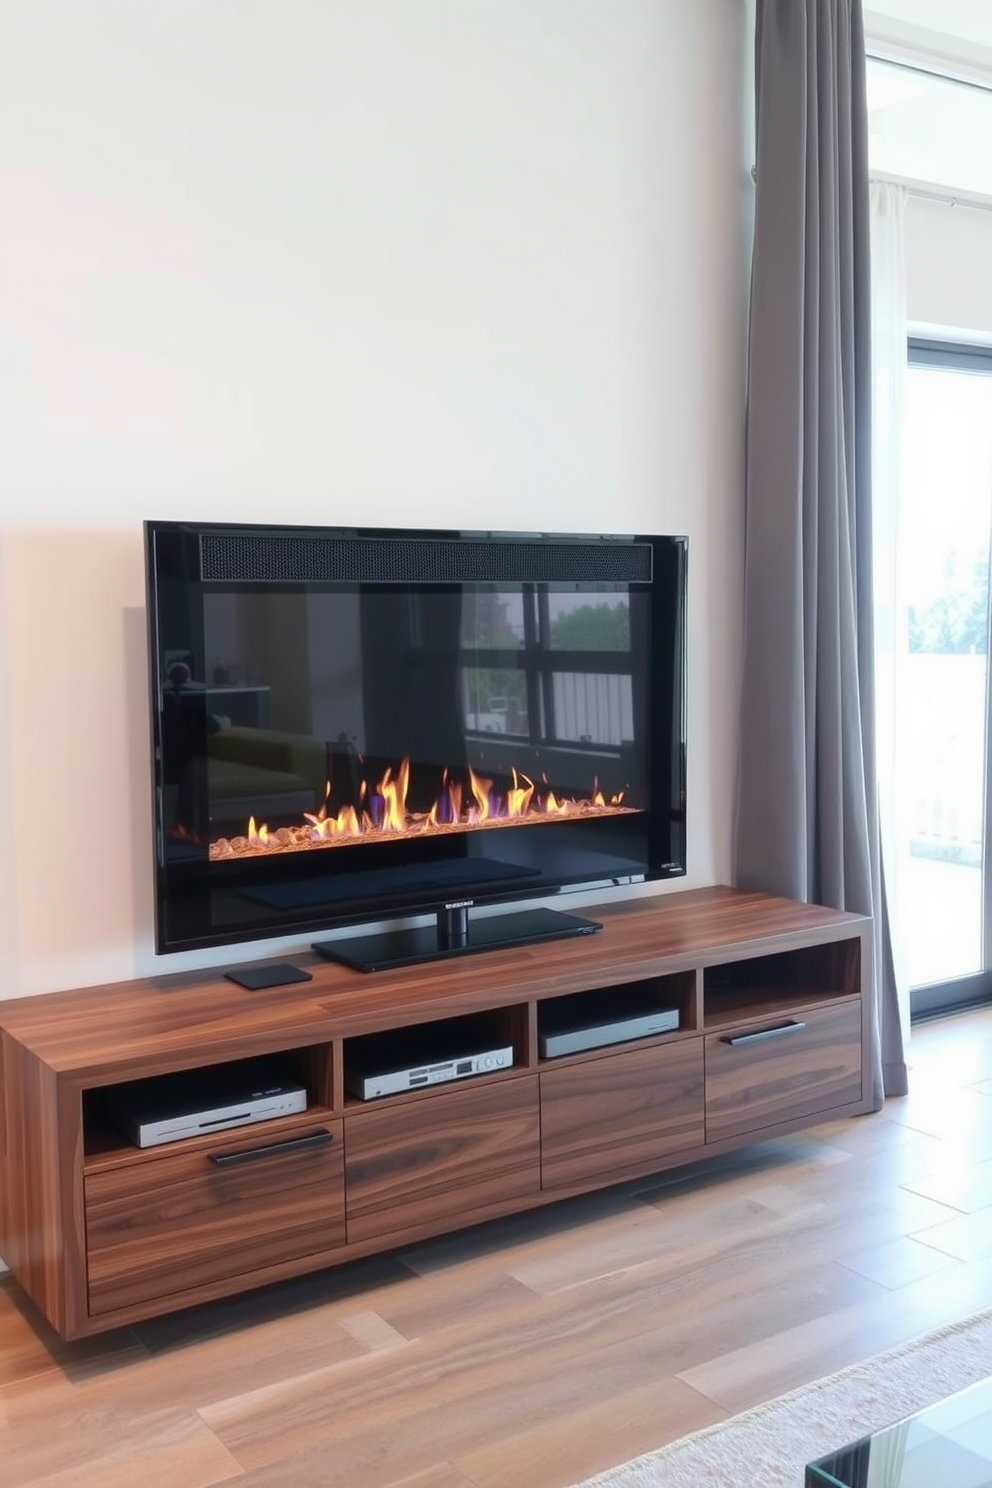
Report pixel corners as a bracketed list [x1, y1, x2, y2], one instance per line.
[806, 1374, 992, 1488]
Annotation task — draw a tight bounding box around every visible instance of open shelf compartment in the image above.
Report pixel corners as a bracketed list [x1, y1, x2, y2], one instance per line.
[82, 1043, 333, 1165]
[342, 1004, 528, 1106]
[703, 938, 862, 1030]
[536, 971, 694, 1062]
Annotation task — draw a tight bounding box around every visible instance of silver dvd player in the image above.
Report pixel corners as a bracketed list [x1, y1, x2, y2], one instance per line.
[346, 1043, 513, 1100]
[539, 1005, 680, 1058]
[107, 1059, 308, 1148]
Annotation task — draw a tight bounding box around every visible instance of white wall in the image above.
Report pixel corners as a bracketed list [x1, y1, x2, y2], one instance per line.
[0, 0, 746, 997]
[905, 197, 992, 338]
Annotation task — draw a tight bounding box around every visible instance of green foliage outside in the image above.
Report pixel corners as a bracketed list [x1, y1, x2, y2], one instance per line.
[550, 602, 630, 651]
[463, 590, 524, 724]
[908, 552, 990, 655]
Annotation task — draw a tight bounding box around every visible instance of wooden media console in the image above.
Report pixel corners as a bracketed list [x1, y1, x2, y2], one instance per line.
[0, 886, 873, 1340]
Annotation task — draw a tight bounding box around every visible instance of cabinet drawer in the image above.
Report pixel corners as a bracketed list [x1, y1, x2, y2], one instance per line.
[345, 1076, 540, 1244]
[85, 1119, 344, 1316]
[540, 1038, 704, 1192]
[705, 1000, 862, 1143]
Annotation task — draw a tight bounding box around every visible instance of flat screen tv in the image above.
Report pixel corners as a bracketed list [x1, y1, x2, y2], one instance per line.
[145, 522, 686, 971]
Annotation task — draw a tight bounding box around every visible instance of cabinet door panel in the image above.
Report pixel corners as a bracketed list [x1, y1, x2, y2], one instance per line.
[540, 1039, 704, 1192]
[345, 1077, 540, 1244]
[705, 999, 862, 1142]
[85, 1120, 344, 1316]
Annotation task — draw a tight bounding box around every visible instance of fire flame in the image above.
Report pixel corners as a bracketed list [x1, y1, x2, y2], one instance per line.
[305, 804, 362, 840]
[379, 758, 410, 832]
[208, 757, 635, 861]
[468, 766, 493, 824]
[507, 768, 535, 817]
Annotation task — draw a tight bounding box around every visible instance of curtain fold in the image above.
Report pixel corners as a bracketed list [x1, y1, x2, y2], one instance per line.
[736, 0, 908, 1106]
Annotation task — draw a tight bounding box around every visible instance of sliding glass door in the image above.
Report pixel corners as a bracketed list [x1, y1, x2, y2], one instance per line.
[903, 341, 992, 1017]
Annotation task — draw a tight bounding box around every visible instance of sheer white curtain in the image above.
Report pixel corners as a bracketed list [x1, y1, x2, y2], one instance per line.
[870, 179, 911, 1043]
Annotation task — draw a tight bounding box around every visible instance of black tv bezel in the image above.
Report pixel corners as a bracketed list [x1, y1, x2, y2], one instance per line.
[144, 521, 687, 962]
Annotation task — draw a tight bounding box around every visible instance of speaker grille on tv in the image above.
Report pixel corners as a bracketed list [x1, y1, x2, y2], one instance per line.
[198, 533, 653, 585]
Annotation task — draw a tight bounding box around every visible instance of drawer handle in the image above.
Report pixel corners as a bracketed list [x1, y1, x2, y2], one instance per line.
[209, 1129, 333, 1167]
[723, 1021, 807, 1047]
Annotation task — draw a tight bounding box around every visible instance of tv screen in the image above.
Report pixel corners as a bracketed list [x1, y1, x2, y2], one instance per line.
[145, 522, 686, 969]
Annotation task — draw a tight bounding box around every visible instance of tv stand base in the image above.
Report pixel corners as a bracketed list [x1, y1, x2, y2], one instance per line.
[313, 905, 603, 973]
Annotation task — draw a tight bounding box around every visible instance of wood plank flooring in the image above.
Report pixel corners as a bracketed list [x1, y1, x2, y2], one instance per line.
[3, 1006, 992, 1487]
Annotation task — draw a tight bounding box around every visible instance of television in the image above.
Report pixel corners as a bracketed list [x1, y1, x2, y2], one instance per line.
[145, 522, 687, 971]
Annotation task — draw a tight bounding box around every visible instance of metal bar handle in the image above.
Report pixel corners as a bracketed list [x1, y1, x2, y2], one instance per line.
[209, 1128, 333, 1167]
[723, 1021, 807, 1047]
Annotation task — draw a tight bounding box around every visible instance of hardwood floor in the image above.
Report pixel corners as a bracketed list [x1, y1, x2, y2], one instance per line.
[3, 1006, 992, 1487]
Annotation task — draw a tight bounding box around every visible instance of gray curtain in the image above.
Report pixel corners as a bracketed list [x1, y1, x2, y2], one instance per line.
[736, 0, 908, 1105]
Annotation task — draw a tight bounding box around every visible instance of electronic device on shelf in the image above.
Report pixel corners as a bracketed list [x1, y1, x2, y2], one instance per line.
[144, 521, 688, 972]
[346, 1046, 513, 1100]
[539, 1005, 679, 1058]
[106, 1059, 308, 1148]
[537, 983, 681, 1058]
[345, 1022, 514, 1100]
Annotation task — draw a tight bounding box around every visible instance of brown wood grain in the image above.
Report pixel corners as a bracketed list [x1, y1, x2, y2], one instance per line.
[0, 887, 868, 1081]
[58, 1077, 89, 1337]
[704, 999, 863, 1143]
[540, 1039, 704, 1191]
[3, 1010, 990, 1488]
[0, 1034, 71, 1335]
[0, 887, 873, 1340]
[345, 1078, 541, 1245]
[85, 1118, 345, 1315]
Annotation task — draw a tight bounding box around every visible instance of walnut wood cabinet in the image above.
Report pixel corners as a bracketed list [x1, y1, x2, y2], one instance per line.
[0, 886, 873, 1340]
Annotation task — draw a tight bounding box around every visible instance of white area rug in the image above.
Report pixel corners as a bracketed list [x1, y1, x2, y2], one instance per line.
[573, 1308, 992, 1487]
